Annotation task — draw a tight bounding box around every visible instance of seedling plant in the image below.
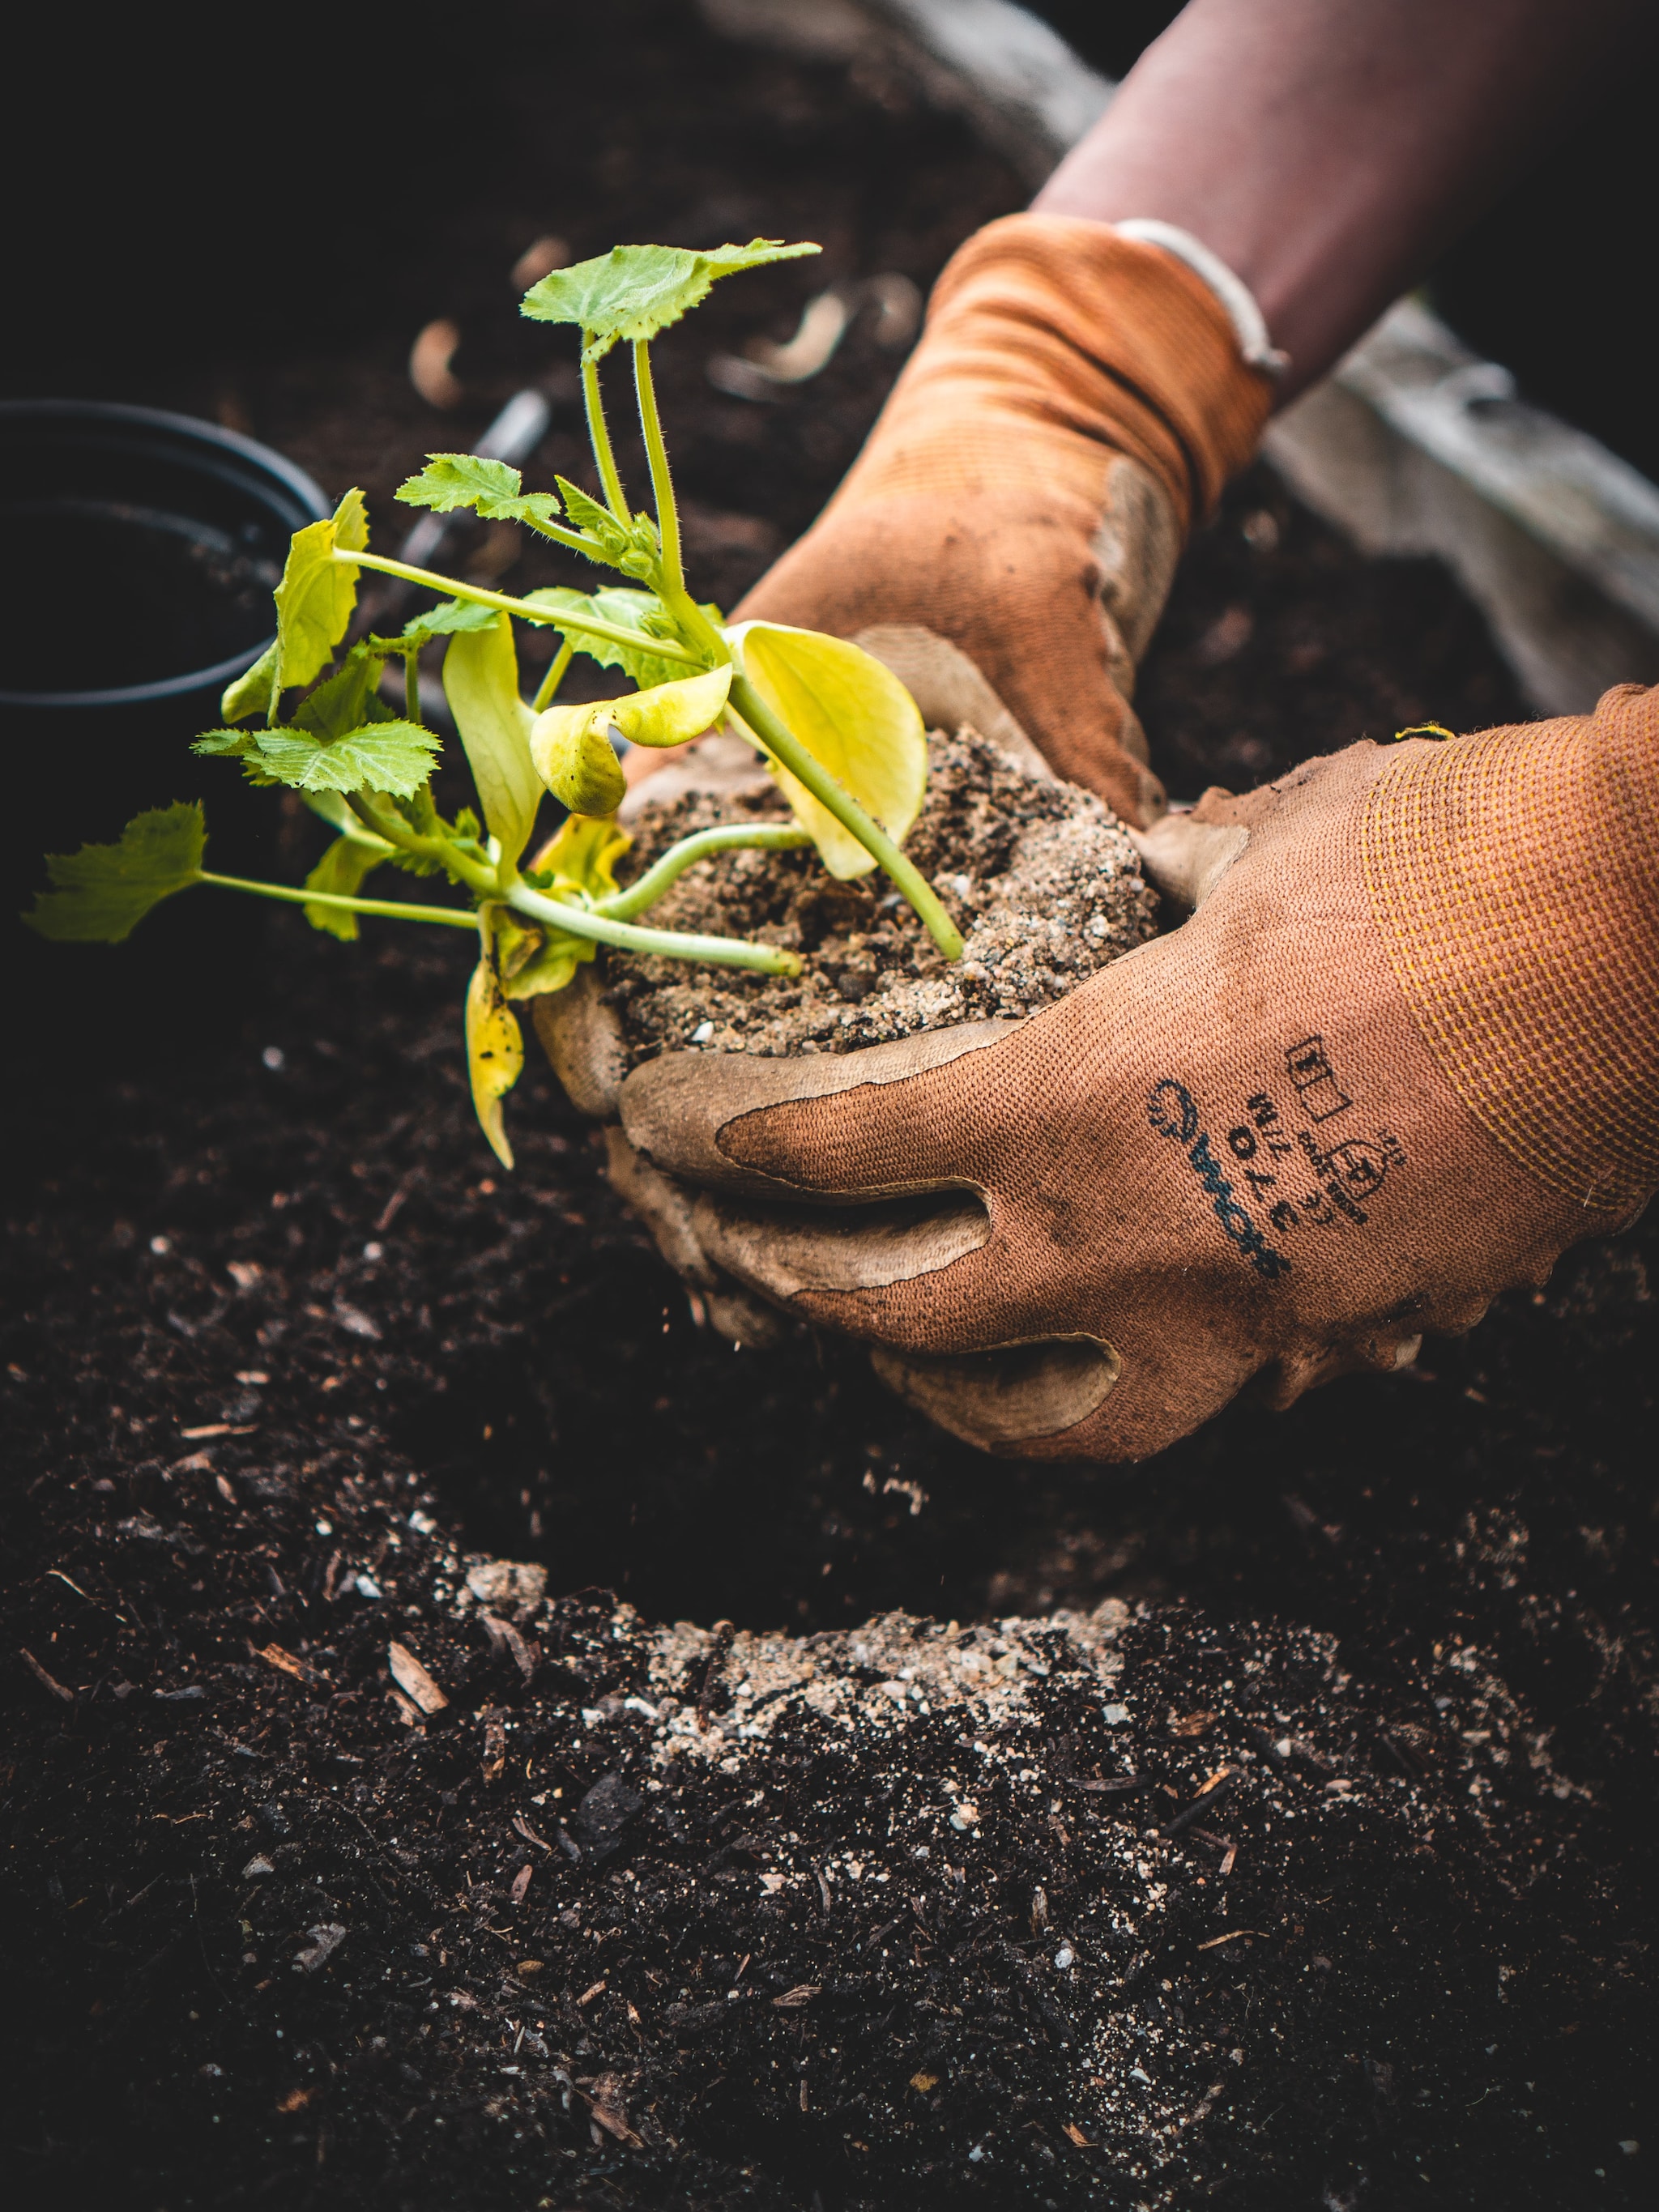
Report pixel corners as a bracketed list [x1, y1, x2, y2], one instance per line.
[28, 241, 962, 1163]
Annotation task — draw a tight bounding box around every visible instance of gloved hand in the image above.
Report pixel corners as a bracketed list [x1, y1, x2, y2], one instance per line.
[628, 213, 1273, 827]
[614, 690, 1659, 1458]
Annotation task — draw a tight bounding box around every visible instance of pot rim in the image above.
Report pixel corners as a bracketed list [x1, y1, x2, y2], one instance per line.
[0, 398, 329, 709]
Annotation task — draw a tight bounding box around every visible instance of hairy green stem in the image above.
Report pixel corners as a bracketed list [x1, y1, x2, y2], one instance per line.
[532, 638, 574, 714]
[505, 876, 800, 975]
[404, 650, 420, 724]
[726, 671, 963, 959]
[598, 823, 810, 922]
[346, 792, 496, 897]
[339, 552, 699, 666]
[198, 872, 478, 928]
[583, 353, 629, 520]
[633, 339, 682, 595]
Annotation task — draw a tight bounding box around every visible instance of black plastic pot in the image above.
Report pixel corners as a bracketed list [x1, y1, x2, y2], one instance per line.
[0, 402, 329, 1061]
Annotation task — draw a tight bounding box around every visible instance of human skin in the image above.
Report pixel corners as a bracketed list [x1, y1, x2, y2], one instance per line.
[1035, 0, 1648, 400]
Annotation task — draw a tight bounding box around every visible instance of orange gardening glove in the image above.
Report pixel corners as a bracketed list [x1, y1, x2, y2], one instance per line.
[630, 213, 1273, 826]
[614, 688, 1659, 1459]
[734, 213, 1273, 825]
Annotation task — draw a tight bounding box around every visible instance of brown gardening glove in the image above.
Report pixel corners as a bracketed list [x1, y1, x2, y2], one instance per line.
[627, 213, 1272, 826]
[613, 688, 1659, 1459]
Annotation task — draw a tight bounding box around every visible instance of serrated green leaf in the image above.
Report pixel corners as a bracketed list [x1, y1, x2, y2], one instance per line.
[553, 476, 623, 540]
[397, 454, 516, 513]
[274, 488, 369, 697]
[522, 585, 720, 691]
[192, 727, 285, 788]
[466, 947, 524, 1169]
[395, 454, 561, 528]
[440, 615, 543, 863]
[222, 641, 279, 724]
[302, 833, 387, 941]
[245, 720, 441, 798]
[727, 621, 927, 880]
[521, 239, 820, 356]
[383, 598, 501, 650]
[24, 803, 205, 943]
[292, 648, 393, 740]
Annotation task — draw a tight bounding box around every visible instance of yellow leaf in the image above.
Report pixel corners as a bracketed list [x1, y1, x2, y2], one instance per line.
[496, 910, 590, 1002]
[529, 812, 632, 900]
[608, 664, 732, 747]
[501, 940, 584, 1000]
[530, 667, 731, 816]
[442, 616, 544, 863]
[465, 950, 524, 1169]
[272, 488, 369, 695]
[528, 703, 628, 816]
[726, 621, 926, 880]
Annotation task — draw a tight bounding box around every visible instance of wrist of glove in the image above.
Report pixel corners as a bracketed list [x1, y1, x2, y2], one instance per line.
[598, 688, 1659, 1460]
[632, 212, 1274, 829]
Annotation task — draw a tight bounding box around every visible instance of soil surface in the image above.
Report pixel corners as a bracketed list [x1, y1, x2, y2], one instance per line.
[603, 730, 1155, 1066]
[3, 6, 1654, 2211]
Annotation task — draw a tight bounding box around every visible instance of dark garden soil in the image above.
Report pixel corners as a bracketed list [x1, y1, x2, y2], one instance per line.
[2, 6, 1654, 2210]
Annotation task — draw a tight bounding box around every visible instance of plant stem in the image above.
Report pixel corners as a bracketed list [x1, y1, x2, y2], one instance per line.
[198, 872, 478, 928]
[339, 552, 699, 665]
[726, 671, 963, 959]
[633, 339, 682, 595]
[531, 638, 574, 714]
[346, 792, 497, 897]
[598, 823, 810, 921]
[583, 352, 629, 520]
[404, 650, 420, 724]
[505, 877, 800, 975]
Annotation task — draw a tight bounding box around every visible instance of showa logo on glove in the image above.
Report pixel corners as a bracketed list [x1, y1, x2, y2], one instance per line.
[1149, 1033, 1407, 1281]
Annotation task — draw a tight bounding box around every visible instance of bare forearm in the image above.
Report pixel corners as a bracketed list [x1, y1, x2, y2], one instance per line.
[1035, 0, 1644, 399]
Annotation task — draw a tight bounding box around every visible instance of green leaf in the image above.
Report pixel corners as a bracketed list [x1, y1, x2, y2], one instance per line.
[440, 615, 544, 863]
[222, 641, 278, 724]
[395, 455, 561, 529]
[191, 727, 286, 789]
[303, 833, 387, 941]
[727, 621, 928, 880]
[245, 720, 441, 798]
[549, 479, 659, 578]
[553, 476, 624, 540]
[521, 239, 821, 357]
[389, 598, 501, 647]
[292, 648, 394, 740]
[522, 585, 720, 692]
[274, 488, 369, 696]
[466, 947, 524, 1169]
[24, 803, 205, 943]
